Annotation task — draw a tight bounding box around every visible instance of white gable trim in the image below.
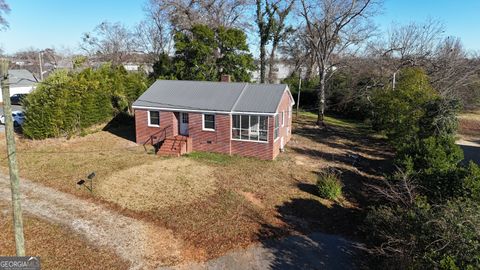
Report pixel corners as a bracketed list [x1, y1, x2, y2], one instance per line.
[274, 86, 295, 113]
[132, 105, 276, 116]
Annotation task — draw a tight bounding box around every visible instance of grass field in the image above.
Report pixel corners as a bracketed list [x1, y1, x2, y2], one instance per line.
[0, 112, 392, 263]
[459, 109, 480, 140]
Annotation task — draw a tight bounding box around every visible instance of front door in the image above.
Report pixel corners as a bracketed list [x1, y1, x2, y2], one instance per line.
[179, 112, 189, 135]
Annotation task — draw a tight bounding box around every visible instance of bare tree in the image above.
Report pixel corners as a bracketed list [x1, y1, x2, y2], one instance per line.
[377, 20, 480, 107]
[379, 19, 445, 89]
[148, 0, 250, 31]
[280, 27, 318, 78]
[134, 19, 173, 63]
[81, 21, 134, 65]
[267, 0, 295, 83]
[428, 37, 480, 107]
[0, 0, 9, 30]
[367, 167, 418, 209]
[256, 0, 276, 83]
[299, 0, 380, 125]
[12, 48, 65, 78]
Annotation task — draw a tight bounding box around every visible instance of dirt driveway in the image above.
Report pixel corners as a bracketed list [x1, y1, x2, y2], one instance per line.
[0, 173, 184, 269]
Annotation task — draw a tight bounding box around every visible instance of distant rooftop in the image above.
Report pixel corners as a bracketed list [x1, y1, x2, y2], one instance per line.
[7, 69, 37, 87]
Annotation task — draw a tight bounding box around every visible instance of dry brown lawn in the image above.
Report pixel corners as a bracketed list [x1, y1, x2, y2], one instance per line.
[97, 158, 216, 211]
[0, 201, 128, 270]
[0, 113, 392, 262]
[459, 109, 480, 140]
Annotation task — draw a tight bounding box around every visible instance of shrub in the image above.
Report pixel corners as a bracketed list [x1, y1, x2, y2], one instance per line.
[365, 198, 480, 269]
[316, 172, 343, 200]
[23, 65, 149, 139]
[371, 67, 438, 147]
[282, 73, 319, 110]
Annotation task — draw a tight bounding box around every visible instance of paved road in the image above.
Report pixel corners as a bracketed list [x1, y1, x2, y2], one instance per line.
[170, 233, 364, 270]
[457, 139, 480, 165]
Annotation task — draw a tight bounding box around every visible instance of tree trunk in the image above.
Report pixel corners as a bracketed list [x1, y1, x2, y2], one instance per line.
[259, 42, 266, 83]
[317, 66, 327, 126]
[267, 39, 278, 83]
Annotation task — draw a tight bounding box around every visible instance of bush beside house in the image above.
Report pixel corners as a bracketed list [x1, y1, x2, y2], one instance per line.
[366, 67, 480, 269]
[23, 65, 149, 139]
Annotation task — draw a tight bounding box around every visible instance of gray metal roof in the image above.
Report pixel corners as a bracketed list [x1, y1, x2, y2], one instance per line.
[133, 80, 290, 114]
[8, 69, 37, 87]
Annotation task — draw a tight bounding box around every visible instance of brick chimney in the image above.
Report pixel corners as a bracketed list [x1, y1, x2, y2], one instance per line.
[220, 74, 231, 82]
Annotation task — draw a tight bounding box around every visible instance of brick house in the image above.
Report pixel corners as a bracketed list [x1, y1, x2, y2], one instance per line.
[132, 77, 295, 160]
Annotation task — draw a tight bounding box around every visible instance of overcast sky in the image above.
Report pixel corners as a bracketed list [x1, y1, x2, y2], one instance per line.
[1, 0, 480, 55]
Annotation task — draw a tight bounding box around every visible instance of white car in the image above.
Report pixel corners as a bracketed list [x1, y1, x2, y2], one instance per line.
[0, 111, 25, 127]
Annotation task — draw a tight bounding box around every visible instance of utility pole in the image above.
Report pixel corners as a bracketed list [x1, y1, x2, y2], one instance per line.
[392, 70, 397, 90]
[38, 52, 43, 81]
[296, 69, 302, 118]
[0, 59, 26, 256]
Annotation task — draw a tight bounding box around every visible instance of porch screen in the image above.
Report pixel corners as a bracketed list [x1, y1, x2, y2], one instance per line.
[232, 115, 268, 142]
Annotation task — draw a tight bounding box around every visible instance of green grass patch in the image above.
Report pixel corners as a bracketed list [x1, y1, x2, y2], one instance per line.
[298, 111, 369, 131]
[187, 151, 236, 165]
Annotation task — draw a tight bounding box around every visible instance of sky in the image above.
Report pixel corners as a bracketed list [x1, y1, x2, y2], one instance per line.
[1, 0, 480, 55]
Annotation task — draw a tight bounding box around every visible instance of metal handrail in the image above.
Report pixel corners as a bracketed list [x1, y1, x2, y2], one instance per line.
[142, 125, 172, 151]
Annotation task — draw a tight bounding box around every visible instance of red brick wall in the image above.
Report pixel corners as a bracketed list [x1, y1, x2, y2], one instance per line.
[188, 113, 231, 154]
[230, 116, 274, 160]
[272, 91, 294, 159]
[134, 109, 177, 143]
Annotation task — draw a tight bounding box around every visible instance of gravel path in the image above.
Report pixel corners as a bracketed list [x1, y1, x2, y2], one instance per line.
[0, 173, 183, 269]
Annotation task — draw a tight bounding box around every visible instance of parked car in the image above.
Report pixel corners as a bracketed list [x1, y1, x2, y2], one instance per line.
[10, 94, 28, 105]
[0, 111, 25, 127]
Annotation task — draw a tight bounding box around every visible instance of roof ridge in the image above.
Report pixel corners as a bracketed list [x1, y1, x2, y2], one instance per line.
[230, 82, 249, 112]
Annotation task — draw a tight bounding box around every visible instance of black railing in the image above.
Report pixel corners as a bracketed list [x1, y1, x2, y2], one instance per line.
[142, 125, 172, 152]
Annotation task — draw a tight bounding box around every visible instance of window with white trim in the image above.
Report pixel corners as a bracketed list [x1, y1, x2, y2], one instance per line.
[274, 114, 280, 139]
[281, 111, 285, 127]
[203, 114, 215, 130]
[148, 111, 160, 126]
[232, 115, 268, 142]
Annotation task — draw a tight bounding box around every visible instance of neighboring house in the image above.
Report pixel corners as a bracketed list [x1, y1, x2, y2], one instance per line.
[0, 69, 37, 102]
[132, 76, 295, 160]
[251, 61, 297, 84]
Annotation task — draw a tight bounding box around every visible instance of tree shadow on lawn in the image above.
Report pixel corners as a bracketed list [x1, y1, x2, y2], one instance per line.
[254, 198, 368, 270]
[290, 146, 392, 181]
[248, 118, 392, 269]
[294, 124, 392, 161]
[252, 161, 383, 269]
[103, 112, 136, 142]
